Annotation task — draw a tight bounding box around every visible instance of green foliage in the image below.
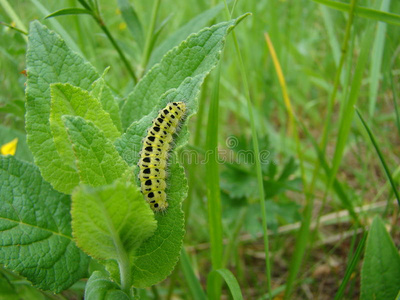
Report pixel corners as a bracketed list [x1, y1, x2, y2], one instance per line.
[72, 177, 156, 261]
[2, 0, 399, 298]
[361, 217, 400, 300]
[0, 156, 90, 292]
[0, 8, 247, 296]
[62, 116, 128, 186]
[25, 21, 115, 194]
[85, 271, 130, 300]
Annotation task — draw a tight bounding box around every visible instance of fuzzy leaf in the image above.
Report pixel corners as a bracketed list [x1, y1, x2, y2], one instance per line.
[62, 116, 128, 187]
[71, 178, 156, 261]
[50, 83, 121, 167]
[85, 271, 130, 300]
[0, 156, 90, 292]
[25, 21, 120, 194]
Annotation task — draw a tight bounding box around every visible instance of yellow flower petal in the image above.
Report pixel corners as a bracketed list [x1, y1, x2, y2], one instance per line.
[1, 138, 18, 156]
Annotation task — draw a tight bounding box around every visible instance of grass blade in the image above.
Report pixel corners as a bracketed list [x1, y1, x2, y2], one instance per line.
[45, 8, 93, 19]
[355, 109, 400, 206]
[368, 0, 391, 116]
[334, 231, 367, 300]
[205, 64, 223, 299]
[313, 0, 400, 26]
[328, 21, 376, 192]
[180, 248, 207, 300]
[207, 269, 244, 300]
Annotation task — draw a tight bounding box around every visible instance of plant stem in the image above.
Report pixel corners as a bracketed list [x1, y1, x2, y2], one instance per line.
[78, 0, 137, 84]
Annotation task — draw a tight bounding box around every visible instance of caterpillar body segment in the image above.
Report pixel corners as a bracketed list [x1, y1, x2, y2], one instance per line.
[138, 102, 186, 212]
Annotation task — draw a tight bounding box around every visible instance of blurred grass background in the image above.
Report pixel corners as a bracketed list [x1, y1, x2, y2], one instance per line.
[1, 0, 400, 299]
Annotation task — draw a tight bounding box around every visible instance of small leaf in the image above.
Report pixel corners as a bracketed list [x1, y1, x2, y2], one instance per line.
[72, 178, 156, 261]
[85, 271, 130, 300]
[62, 116, 128, 187]
[45, 8, 93, 19]
[0, 138, 18, 156]
[90, 69, 123, 133]
[50, 83, 121, 168]
[0, 156, 90, 292]
[361, 216, 400, 300]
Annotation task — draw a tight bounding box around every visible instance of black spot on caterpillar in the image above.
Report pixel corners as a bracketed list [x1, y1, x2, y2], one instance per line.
[138, 102, 186, 212]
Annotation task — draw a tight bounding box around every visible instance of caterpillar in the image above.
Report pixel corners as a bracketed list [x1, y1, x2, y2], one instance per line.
[138, 102, 186, 212]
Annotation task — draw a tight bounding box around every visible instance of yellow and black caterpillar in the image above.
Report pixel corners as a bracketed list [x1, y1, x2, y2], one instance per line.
[138, 102, 186, 212]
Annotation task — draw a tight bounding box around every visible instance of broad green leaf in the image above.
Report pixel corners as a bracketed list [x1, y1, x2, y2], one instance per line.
[50, 83, 120, 168]
[71, 178, 156, 261]
[0, 156, 90, 292]
[147, 2, 226, 69]
[85, 271, 130, 300]
[25, 21, 120, 194]
[45, 8, 93, 19]
[361, 216, 400, 300]
[62, 116, 128, 187]
[120, 14, 250, 129]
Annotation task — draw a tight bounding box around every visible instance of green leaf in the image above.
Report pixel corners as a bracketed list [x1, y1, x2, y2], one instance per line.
[0, 156, 90, 292]
[312, 0, 400, 26]
[120, 14, 250, 129]
[89, 68, 123, 133]
[25, 20, 120, 194]
[62, 116, 128, 187]
[361, 216, 400, 300]
[207, 269, 244, 300]
[72, 178, 156, 261]
[147, 2, 226, 68]
[85, 271, 130, 300]
[45, 8, 93, 19]
[180, 248, 207, 300]
[356, 109, 400, 206]
[50, 83, 121, 168]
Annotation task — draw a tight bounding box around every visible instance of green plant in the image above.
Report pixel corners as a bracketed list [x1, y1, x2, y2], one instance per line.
[0, 14, 248, 298]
